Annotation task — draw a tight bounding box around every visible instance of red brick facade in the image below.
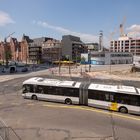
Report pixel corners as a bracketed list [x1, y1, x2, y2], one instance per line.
[0, 42, 5, 62]
[20, 37, 29, 63]
[0, 35, 29, 63]
[0, 42, 12, 64]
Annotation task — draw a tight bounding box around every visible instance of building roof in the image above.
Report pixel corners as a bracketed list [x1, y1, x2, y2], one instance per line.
[33, 37, 53, 43]
[11, 37, 18, 44]
[22, 34, 33, 43]
[62, 35, 83, 43]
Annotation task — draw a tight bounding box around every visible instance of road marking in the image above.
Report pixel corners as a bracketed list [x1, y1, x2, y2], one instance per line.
[11, 103, 20, 105]
[43, 104, 140, 121]
[27, 103, 34, 106]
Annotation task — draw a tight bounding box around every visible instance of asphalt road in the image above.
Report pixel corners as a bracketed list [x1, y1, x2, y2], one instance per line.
[0, 77, 140, 140]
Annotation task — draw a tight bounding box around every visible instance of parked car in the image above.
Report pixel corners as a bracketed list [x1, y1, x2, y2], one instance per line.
[21, 67, 28, 72]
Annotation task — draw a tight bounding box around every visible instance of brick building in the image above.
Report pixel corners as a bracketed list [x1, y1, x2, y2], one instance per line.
[0, 35, 31, 64]
[0, 42, 5, 63]
[0, 41, 12, 64]
[10, 37, 20, 61]
[20, 35, 32, 63]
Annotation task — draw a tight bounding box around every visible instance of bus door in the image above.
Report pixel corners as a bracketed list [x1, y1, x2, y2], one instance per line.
[109, 93, 118, 111]
[79, 82, 84, 105]
[79, 82, 89, 105]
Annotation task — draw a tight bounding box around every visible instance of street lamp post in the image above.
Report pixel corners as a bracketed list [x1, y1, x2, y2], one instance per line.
[88, 50, 91, 72]
[109, 53, 112, 74]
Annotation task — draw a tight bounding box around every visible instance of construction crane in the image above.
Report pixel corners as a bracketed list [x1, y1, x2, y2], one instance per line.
[4, 32, 15, 42]
[109, 27, 118, 52]
[120, 16, 126, 37]
[109, 31, 115, 52]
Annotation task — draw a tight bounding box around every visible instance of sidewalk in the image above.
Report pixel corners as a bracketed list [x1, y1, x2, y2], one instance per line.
[0, 66, 140, 83]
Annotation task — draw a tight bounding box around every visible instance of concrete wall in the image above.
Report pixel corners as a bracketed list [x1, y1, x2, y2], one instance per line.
[83, 52, 133, 65]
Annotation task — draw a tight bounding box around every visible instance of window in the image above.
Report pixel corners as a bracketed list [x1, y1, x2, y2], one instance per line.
[129, 95, 140, 106]
[64, 88, 79, 97]
[105, 94, 110, 101]
[23, 84, 34, 93]
[45, 86, 55, 95]
[110, 94, 114, 102]
[35, 85, 44, 94]
[113, 93, 140, 106]
[55, 87, 63, 95]
[88, 90, 110, 101]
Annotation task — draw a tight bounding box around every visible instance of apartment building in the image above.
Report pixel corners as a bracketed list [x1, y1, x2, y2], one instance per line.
[42, 39, 61, 63]
[61, 35, 87, 62]
[110, 36, 140, 56]
[27, 37, 61, 64]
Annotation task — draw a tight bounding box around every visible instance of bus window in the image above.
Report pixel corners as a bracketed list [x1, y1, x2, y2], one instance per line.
[110, 94, 114, 102]
[55, 87, 63, 96]
[36, 85, 44, 94]
[114, 93, 130, 105]
[40, 86, 52, 95]
[129, 95, 140, 106]
[64, 88, 79, 97]
[23, 84, 34, 93]
[88, 90, 110, 101]
[22, 85, 26, 93]
[105, 94, 110, 101]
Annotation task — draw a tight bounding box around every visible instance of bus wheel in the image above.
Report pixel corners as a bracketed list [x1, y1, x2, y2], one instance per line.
[65, 98, 72, 105]
[32, 95, 38, 100]
[119, 107, 128, 113]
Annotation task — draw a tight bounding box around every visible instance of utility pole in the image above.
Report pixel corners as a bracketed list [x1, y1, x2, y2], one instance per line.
[76, 49, 77, 68]
[58, 46, 61, 75]
[68, 56, 71, 75]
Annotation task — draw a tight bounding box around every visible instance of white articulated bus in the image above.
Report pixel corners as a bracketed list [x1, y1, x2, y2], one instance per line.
[22, 77, 140, 115]
[22, 77, 81, 105]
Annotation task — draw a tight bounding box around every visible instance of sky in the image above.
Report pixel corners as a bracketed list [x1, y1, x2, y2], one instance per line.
[0, 0, 140, 46]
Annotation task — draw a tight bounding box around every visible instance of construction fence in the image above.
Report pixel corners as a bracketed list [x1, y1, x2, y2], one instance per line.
[0, 119, 21, 140]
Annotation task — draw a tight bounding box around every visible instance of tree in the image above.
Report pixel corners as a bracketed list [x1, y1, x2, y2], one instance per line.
[5, 50, 12, 67]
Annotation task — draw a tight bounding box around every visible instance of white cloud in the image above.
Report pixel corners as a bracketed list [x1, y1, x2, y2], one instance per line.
[127, 24, 140, 32]
[35, 21, 99, 43]
[0, 11, 15, 26]
[126, 24, 140, 37]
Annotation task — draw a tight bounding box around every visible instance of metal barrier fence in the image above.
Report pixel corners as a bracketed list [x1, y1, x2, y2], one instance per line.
[0, 120, 21, 140]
